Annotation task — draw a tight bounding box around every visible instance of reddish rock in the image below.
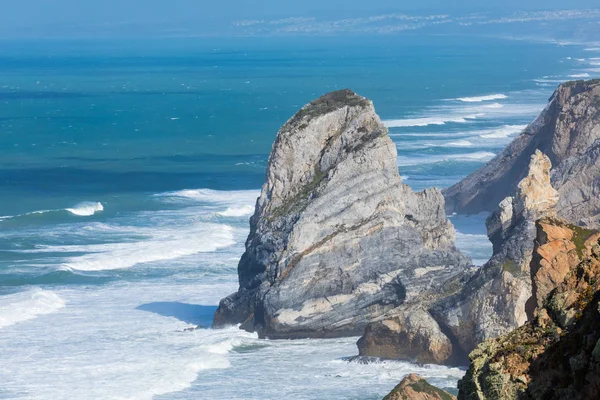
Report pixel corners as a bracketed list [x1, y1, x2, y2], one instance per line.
[384, 374, 456, 400]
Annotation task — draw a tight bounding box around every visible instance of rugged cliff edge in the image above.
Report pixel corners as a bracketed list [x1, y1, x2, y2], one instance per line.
[444, 79, 600, 229]
[430, 151, 559, 356]
[458, 219, 600, 400]
[213, 89, 470, 338]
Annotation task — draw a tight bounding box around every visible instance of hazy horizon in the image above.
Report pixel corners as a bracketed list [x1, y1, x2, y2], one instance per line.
[2, 1, 600, 38]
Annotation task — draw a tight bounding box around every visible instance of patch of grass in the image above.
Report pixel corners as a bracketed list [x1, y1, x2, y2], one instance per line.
[503, 260, 520, 275]
[570, 225, 595, 258]
[288, 89, 369, 127]
[268, 164, 329, 221]
[408, 380, 456, 400]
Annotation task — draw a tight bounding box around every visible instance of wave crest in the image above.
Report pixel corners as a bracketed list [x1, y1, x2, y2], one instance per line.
[66, 202, 104, 216]
[0, 288, 66, 329]
[456, 93, 507, 102]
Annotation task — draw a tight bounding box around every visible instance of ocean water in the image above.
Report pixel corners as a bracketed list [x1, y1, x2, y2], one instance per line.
[0, 35, 599, 399]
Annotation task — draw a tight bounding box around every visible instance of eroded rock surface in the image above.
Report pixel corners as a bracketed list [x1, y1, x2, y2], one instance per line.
[358, 307, 453, 364]
[384, 374, 457, 400]
[458, 219, 600, 400]
[444, 79, 600, 229]
[213, 89, 470, 338]
[432, 151, 558, 356]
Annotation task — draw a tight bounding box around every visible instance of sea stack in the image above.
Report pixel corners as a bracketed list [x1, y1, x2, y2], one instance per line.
[213, 89, 470, 338]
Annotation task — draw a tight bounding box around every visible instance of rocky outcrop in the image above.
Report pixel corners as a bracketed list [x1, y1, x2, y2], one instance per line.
[358, 307, 453, 364]
[444, 79, 600, 229]
[458, 219, 600, 400]
[383, 374, 457, 400]
[431, 151, 559, 356]
[213, 89, 470, 338]
[525, 218, 594, 318]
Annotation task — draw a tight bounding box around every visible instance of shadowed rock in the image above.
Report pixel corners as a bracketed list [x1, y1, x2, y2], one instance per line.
[444, 79, 600, 230]
[432, 151, 559, 356]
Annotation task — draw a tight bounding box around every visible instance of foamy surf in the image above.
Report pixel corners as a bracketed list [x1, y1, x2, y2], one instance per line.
[478, 124, 527, 139]
[0, 288, 65, 329]
[57, 223, 236, 271]
[384, 114, 483, 128]
[217, 205, 255, 217]
[569, 73, 591, 78]
[0, 202, 103, 221]
[397, 151, 496, 167]
[65, 202, 104, 216]
[456, 93, 507, 102]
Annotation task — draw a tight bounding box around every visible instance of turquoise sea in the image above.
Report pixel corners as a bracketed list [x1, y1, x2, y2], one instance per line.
[1, 35, 599, 399]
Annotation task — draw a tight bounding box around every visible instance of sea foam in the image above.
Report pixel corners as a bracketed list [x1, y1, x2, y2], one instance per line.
[384, 113, 483, 128]
[0, 288, 65, 329]
[217, 205, 255, 217]
[478, 124, 527, 139]
[456, 93, 507, 102]
[58, 223, 236, 271]
[0, 202, 103, 221]
[65, 202, 104, 216]
[397, 151, 496, 167]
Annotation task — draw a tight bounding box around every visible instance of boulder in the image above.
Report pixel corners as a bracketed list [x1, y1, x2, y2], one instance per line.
[383, 374, 457, 400]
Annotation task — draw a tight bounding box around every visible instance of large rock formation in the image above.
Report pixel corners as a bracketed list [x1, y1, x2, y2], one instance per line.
[383, 374, 457, 400]
[458, 219, 600, 400]
[444, 79, 600, 229]
[357, 307, 454, 364]
[431, 151, 559, 356]
[213, 89, 470, 338]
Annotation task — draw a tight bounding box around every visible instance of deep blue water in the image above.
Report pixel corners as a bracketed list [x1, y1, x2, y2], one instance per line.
[0, 35, 598, 399]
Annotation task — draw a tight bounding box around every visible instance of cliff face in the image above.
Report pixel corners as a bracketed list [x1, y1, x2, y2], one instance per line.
[431, 151, 559, 356]
[213, 90, 470, 338]
[444, 79, 600, 229]
[458, 219, 600, 400]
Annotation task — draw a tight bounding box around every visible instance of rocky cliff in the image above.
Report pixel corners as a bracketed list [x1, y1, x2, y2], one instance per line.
[430, 151, 559, 356]
[213, 89, 470, 338]
[458, 218, 600, 400]
[444, 79, 600, 229]
[383, 374, 457, 400]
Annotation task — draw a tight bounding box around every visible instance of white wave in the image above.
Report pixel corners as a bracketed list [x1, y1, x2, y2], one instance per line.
[402, 139, 474, 149]
[0, 202, 103, 221]
[384, 113, 483, 128]
[217, 205, 255, 217]
[569, 73, 591, 78]
[0, 288, 65, 329]
[65, 202, 104, 216]
[456, 93, 507, 102]
[397, 151, 496, 166]
[533, 78, 565, 84]
[24, 222, 237, 271]
[384, 98, 542, 129]
[585, 48, 600, 51]
[479, 124, 527, 139]
[446, 140, 473, 147]
[155, 188, 259, 204]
